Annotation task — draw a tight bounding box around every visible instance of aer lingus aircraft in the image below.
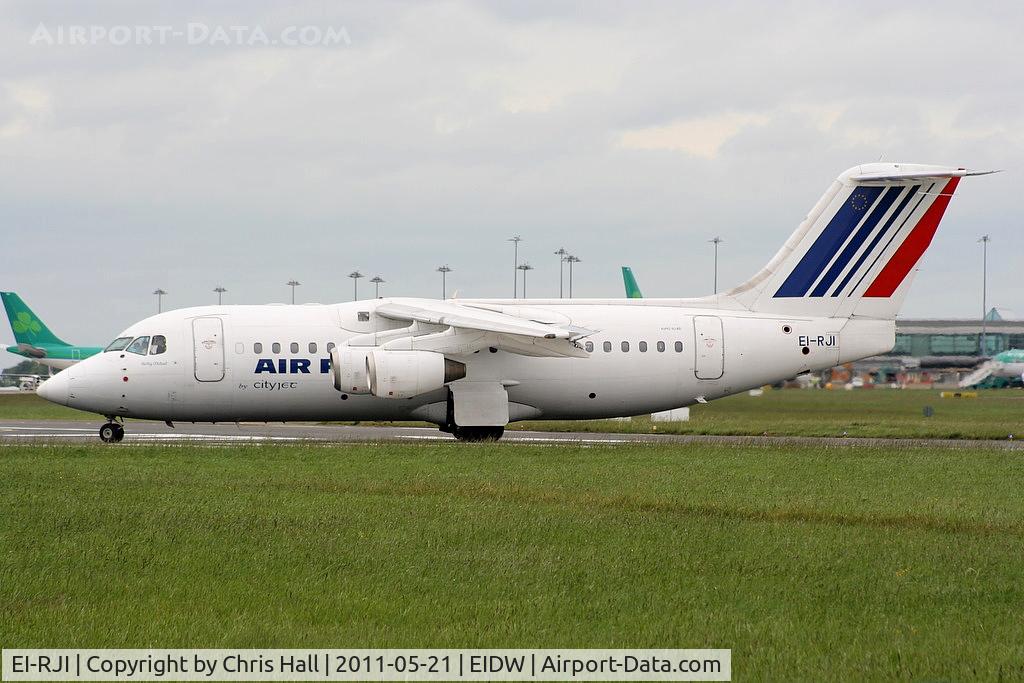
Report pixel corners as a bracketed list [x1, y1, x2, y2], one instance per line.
[2, 292, 102, 370]
[37, 163, 991, 442]
[622, 267, 643, 298]
[959, 349, 1024, 388]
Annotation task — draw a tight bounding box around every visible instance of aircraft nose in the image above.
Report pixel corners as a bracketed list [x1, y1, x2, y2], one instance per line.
[37, 372, 70, 406]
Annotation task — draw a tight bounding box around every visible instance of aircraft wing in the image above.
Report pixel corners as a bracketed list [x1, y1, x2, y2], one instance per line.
[377, 301, 584, 339]
[374, 301, 592, 358]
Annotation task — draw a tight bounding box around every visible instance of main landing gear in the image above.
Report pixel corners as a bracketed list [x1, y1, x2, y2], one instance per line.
[451, 426, 505, 442]
[441, 389, 505, 442]
[99, 420, 125, 443]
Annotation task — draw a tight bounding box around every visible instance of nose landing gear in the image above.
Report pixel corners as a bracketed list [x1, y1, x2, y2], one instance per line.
[99, 420, 125, 443]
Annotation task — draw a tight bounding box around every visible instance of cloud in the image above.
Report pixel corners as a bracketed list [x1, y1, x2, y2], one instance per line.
[0, 0, 1022, 364]
[619, 112, 770, 159]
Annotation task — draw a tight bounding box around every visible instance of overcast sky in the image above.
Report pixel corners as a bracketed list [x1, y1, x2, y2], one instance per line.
[2, 1, 1022, 365]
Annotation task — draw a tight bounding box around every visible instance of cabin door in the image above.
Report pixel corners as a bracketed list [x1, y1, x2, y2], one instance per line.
[193, 317, 225, 382]
[693, 315, 725, 380]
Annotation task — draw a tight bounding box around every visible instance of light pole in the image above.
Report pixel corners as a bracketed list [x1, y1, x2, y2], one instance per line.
[286, 280, 300, 304]
[554, 247, 568, 298]
[348, 271, 364, 301]
[153, 288, 167, 313]
[517, 263, 534, 298]
[979, 234, 990, 356]
[370, 276, 385, 298]
[213, 286, 227, 305]
[437, 265, 452, 299]
[508, 235, 522, 298]
[709, 236, 723, 294]
[565, 255, 581, 298]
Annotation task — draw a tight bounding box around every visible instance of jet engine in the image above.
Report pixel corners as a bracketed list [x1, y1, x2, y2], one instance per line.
[366, 350, 466, 399]
[330, 347, 373, 394]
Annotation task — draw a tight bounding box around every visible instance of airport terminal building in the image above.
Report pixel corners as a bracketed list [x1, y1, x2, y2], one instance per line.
[891, 317, 1024, 364]
[855, 314, 1024, 386]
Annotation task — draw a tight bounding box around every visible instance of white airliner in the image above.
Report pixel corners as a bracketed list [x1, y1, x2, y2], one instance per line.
[38, 163, 990, 442]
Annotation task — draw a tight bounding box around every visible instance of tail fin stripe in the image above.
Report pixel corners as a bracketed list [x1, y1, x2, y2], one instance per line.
[831, 184, 920, 297]
[809, 186, 902, 297]
[847, 183, 933, 297]
[863, 177, 960, 297]
[773, 186, 884, 297]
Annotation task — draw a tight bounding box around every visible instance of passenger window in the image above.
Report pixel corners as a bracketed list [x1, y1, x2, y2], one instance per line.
[657, 341, 666, 352]
[357, 311, 370, 322]
[639, 341, 647, 352]
[254, 342, 263, 354]
[585, 341, 594, 352]
[603, 341, 612, 352]
[290, 342, 299, 353]
[272, 342, 281, 354]
[126, 336, 150, 355]
[327, 342, 336, 352]
[150, 335, 167, 355]
[104, 337, 133, 352]
[675, 341, 683, 352]
[621, 341, 630, 352]
[309, 342, 317, 354]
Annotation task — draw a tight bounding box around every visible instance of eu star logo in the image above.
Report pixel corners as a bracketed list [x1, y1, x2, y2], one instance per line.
[850, 192, 869, 211]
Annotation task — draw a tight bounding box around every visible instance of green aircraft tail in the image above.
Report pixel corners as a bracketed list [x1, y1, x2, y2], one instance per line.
[621, 266, 643, 298]
[1, 292, 69, 346]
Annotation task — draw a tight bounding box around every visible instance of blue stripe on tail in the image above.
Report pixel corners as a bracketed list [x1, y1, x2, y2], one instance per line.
[774, 186, 883, 297]
[831, 185, 920, 297]
[809, 187, 901, 297]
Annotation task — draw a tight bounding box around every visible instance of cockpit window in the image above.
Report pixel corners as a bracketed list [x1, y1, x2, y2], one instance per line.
[150, 335, 167, 355]
[126, 336, 151, 355]
[105, 337, 133, 352]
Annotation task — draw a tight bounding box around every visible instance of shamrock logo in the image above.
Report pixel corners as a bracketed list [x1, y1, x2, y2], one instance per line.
[12, 312, 42, 336]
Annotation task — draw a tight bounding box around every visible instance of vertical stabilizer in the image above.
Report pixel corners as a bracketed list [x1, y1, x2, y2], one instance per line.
[726, 163, 993, 319]
[1, 292, 70, 346]
[622, 266, 643, 298]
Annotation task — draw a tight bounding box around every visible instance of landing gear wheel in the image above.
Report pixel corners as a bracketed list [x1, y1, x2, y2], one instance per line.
[452, 426, 505, 442]
[99, 423, 125, 443]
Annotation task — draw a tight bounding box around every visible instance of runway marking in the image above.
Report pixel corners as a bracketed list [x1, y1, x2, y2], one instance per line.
[0, 432, 305, 442]
[397, 433, 639, 444]
[1, 420, 1020, 449]
[0, 425, 96, 432]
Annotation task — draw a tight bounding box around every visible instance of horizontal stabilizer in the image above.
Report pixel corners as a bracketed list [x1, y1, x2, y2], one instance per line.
[849, 167, 1000, 183]
[15, 343, 47, 358]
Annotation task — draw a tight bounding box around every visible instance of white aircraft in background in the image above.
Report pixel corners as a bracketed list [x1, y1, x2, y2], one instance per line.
[37, 163, 991, 442]
[0, 374, 45, 392]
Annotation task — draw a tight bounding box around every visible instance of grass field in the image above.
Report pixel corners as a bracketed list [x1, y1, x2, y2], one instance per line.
[2, 441, 1024, 681]
[516, 387, 1024, 440]
[2, 388, 1022, 439]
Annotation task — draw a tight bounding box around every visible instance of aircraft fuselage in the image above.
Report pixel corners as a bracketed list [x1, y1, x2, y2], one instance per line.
[42, 299, 893, 423]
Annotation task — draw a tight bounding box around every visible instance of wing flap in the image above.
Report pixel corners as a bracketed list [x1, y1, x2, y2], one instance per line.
[372, 300, 593, 359]
[376, 301, 586, 339]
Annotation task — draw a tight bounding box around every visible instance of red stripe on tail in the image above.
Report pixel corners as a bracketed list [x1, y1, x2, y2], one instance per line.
[863, 177, 960, 297]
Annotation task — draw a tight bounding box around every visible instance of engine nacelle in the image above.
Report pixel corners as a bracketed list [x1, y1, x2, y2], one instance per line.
[330, 347, 372, 394]
[366, 350, 466, 399]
